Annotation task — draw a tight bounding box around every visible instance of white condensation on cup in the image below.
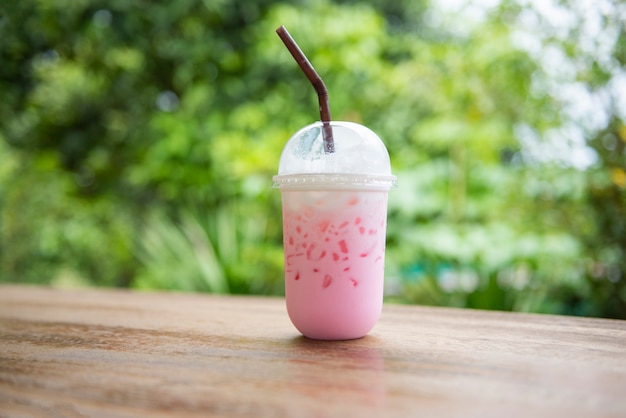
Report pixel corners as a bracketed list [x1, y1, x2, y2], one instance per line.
[273, 121, 396, 340]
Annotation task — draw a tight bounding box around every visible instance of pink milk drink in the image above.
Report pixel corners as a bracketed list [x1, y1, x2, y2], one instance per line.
[273, 121, 396, 340]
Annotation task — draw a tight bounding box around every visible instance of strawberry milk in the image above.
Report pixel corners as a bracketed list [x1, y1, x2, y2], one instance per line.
[273, 121, 396, 340]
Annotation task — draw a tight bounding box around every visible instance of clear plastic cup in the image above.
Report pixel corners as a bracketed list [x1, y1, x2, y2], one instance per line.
[273, 121, 396, 340]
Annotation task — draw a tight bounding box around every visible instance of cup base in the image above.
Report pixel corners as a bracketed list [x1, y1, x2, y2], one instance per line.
[300, 334, 368, 341]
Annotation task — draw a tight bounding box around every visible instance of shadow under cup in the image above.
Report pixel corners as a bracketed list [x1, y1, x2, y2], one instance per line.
[276, 175, 394, 340]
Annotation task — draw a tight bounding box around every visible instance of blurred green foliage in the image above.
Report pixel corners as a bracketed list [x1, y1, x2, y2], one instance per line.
[1, 0, 624, 318]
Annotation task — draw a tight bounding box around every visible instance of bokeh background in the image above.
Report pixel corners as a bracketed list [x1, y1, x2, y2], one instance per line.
[1, 0, 625, 318]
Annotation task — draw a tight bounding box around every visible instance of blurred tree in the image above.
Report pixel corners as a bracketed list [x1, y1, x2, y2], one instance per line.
[0, 0, 624, 317]
[498, 0, 626, 317]
[0, 0, 289, 288]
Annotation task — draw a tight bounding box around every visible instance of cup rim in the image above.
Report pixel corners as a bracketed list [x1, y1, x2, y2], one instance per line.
[272, 173, 397, 191]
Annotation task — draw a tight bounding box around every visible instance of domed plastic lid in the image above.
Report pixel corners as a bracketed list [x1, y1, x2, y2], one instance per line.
[273, 121, 396, 190]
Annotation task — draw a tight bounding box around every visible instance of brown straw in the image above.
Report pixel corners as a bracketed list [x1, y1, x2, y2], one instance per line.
[276, 25, 335, 154]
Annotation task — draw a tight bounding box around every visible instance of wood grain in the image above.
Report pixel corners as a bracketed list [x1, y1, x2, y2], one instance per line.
[1, 285, 625, 417]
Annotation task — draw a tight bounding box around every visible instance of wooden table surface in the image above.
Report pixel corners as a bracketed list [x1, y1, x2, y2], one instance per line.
[1, 285, 625, 417]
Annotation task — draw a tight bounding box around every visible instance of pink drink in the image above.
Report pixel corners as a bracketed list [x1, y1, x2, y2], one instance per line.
[273, 121, 396, 340]
[282, 189, 389, 340]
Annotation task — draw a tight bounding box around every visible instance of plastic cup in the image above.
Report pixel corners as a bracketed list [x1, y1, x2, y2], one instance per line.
[273, 121, 396, 340]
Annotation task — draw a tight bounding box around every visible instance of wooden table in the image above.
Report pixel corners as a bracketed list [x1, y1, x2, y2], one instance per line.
[1, 285, 625, 417]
